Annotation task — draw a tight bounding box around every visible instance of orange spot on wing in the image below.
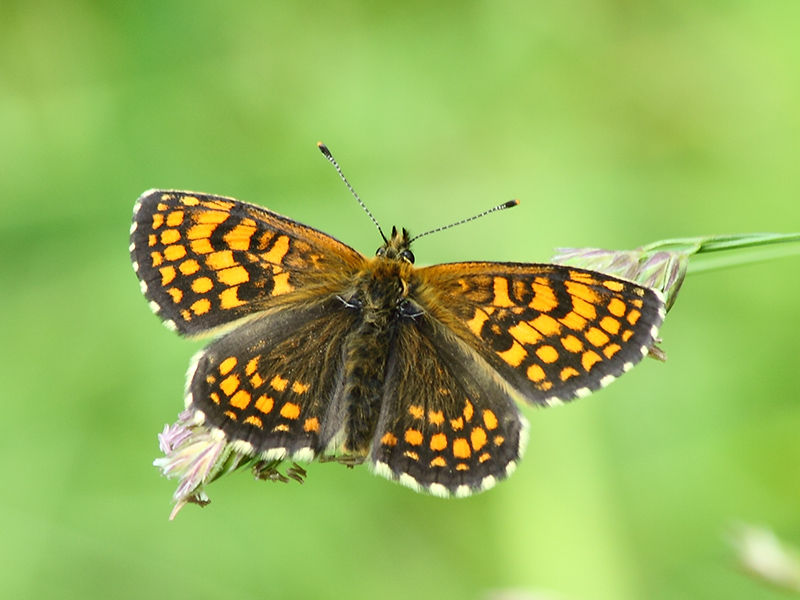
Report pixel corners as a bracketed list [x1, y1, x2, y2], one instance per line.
[497, 341, 527, 367]
[160, 229, 180, 245]
[196, 209, 230, 225]
[255, 395, 274, 413]
[463, 399, 474, 421]
[405, 429, 423, 446]
[230, 390, 251, 409]
[561, 334, 583, 353]
[187, 223, 215, 240]
[430, 456, 447, 467]
[190, 298, 211, 315]
[559, 311, 587, 331]
[582, 350, 602, 371]
[466, 308, 490, 337]
[560, 366, 580, 381]
[245, 357, 259, 375]
[219, 287, 245, 309]
[207, 250, 235, 270]
[408, 405, 424, 419]
[585, 327, 610, 347]
[272, 272, 294, 295]
[535, 345, 559, 364]
[163, 244, 186, 261]
[160, 266, 176, 285]
[223, 221, 257, 251]
[166, 211, 184, 227]
[565, 280, 598, 304]
[471, 427, 487, 451]
[492, 277, 515, 307]
[381, 432, 398, 446]
[600, 316, 620, 335]
[428, 410, 444, 425]
[430, 433, 447, 451]
[179, 259, 200, 275]
[280, 402, 300, 419]
[244, 415, 262, 428]
[603, 279, 625, 292]
[292, 381, 310, 394]
[527, 363, 546, 382]
[218, 265, 250, 286]
[270, 376, 288, 391]
[303, 417, 320, 432]
[571, 297, 597, 320]
[192, 277, 213, 294]
[603, 344, 621, 358]
[219, 374, 239, 396]
[218, 357, 237, 375]
[191, 238, 213, 254]
[530, 282, 558, 312]
[508, 321, 543, 345]
[261, 235, 291, 264]
[607, 298, 626, 317]
[453, 438, 471, 459]
[167, 288, 182, 303]
[483, 410, 498, 430]
[530, 314, 561, 336]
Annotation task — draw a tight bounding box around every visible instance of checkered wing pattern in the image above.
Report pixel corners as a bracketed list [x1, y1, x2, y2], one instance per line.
[187, 298, 358, 462]
[416, 262, 666, 407]
[130, 190, 365, 336]
[370, 314, 529, 496]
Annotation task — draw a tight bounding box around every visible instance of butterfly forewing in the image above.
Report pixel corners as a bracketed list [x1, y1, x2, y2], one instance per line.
[130, 190, 365, 336]
[415, 262, 665, 406]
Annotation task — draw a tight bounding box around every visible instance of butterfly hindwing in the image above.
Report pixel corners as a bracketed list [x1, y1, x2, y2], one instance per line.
[130, 190, 365, 336]
[187, 297, 359, 461]
[370, 313, 529, 496]
[415, 262, 665, 406]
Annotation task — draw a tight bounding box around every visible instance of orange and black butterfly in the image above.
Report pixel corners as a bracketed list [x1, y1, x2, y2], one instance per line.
[130, 145, 665, 498]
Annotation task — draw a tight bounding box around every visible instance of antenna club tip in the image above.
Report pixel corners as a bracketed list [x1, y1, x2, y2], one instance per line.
[506, 199, 520, 208]
[317, 142, 331, 156]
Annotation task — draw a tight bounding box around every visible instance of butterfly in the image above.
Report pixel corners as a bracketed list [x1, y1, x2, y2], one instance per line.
[130, 145, 665, 498]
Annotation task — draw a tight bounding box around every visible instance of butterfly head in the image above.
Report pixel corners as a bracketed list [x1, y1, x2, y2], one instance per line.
[376, 226, 415, 264]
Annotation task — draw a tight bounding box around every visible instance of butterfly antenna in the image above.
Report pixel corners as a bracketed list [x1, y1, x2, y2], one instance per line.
[318, 142, 387, 243]
[410, 199, 520, 243]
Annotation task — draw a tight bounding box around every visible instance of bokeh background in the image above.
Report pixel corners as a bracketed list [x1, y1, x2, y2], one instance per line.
[3, 2, 799, 599]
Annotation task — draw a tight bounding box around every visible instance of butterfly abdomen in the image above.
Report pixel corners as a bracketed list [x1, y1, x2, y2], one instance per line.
[340, 259, 411, 454]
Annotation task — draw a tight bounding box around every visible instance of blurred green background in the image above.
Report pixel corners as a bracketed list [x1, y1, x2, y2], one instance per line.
[2, 1, 800, 599]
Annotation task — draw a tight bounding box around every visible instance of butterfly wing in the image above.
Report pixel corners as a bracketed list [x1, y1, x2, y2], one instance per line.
[414, 262, 666, 407]
[370, 313, 529, 496]
[187, 296, 360, 461]
[130, 190, 365, 336]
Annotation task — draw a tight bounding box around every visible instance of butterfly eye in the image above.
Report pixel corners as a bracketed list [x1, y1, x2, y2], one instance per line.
[376, 247, 387, 257]
[397, 299, 423, 318]
[400, 249, 415, 264]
